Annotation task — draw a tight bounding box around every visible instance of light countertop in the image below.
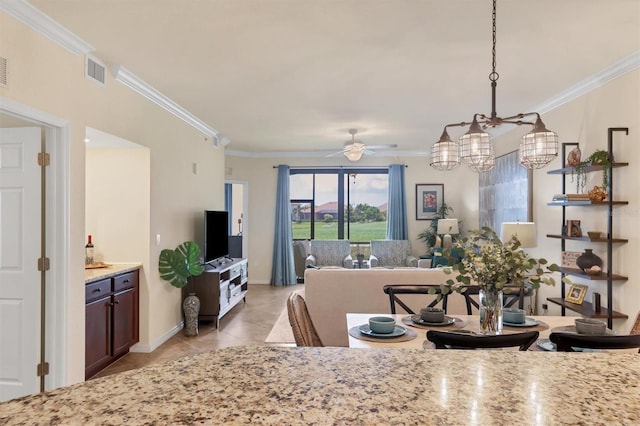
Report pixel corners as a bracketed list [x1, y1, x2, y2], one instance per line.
[85, 263, 141, 283]
[1, 346, 638, 425]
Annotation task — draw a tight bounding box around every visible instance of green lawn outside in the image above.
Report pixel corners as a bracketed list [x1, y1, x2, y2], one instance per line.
[292, 220, 386, 243]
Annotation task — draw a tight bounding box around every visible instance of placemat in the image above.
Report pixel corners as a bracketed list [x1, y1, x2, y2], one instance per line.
[401, 316, 467, 330]
[348, 325, 418, 343]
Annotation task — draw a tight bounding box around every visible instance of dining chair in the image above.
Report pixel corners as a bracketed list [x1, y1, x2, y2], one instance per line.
[287, 291, 324, 347]
[382, 284, 449, 314]
[549, 332, 640, 352]
[462, 285, 532, 314]
[426, 330, 539, 351]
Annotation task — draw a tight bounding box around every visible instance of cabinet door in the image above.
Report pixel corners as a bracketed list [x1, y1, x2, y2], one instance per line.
[85, 295, 112, 379]
[112, 288, 136, 358]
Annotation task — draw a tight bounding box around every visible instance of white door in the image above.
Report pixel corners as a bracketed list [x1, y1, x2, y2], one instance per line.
[0, 127, 41, 401]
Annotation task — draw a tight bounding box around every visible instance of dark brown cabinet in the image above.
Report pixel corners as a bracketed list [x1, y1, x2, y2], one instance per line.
[85, 269, 139, 379]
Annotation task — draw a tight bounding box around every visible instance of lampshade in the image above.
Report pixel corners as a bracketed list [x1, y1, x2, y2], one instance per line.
[501, 222, 536, 248]
[459, 119, 495, 172]
[518, 118, 559, 169]
[437, 219, 459, 236]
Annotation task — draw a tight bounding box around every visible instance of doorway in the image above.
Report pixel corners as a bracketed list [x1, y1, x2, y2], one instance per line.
[0, 99, 69, 399]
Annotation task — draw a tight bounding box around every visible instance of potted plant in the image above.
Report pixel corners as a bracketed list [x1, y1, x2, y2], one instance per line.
[158, 241, 205, 336]
[571, 149, 613, 193]
[417, 203, 461, 256]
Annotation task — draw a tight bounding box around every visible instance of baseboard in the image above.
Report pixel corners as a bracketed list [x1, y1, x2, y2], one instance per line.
[130, 321, 184, 353]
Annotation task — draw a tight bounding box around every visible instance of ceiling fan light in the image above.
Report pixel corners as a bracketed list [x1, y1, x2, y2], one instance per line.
[344, 149, 364, 162]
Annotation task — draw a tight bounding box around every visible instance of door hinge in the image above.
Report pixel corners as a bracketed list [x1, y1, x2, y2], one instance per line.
[37, 362, 50, 377]
[38, 152, 50, 166]
[37, 257, 50, 271]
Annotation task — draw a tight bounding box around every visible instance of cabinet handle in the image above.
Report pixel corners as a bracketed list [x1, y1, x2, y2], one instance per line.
[93, 288, 102, 293]
[114, 300, 120, 305]
[123, 279, 130, 284]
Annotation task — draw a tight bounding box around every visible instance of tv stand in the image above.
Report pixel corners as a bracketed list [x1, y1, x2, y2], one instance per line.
[187, 258, 248, 328]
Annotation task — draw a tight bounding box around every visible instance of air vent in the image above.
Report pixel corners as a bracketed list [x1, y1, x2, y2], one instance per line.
[0, 56, 7, 87]
[85, 56, 106, 86]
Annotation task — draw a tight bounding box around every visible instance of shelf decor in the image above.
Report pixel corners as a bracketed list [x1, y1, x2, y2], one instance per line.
[565, 284, 588, 304]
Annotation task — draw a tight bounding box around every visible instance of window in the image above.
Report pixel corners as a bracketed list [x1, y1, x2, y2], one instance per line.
[290, 168, 388, 243]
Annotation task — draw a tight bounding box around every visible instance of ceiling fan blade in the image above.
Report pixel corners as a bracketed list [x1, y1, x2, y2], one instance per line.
[365, 144, 398, 149]
[363, 149, 376, 155]
[325, 150, 345, 158]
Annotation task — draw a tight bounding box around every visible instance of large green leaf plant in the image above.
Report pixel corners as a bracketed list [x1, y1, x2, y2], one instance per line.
[158, 241, 204, 289]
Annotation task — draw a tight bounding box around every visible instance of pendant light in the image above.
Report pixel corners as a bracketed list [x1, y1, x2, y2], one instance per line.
[429, 0, 558, 172]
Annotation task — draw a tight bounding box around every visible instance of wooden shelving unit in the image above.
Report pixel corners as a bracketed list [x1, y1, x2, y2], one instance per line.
[546, 128, 629, 328]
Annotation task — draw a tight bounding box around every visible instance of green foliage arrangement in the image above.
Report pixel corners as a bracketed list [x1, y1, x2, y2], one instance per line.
[439, 227, 559, 295]
[158, 241, 204, 289]
[571, 149, 613, 193]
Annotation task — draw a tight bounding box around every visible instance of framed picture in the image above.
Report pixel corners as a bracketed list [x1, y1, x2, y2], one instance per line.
[565, 284, 588, 304]
[416, 184, 444, 220]
[561, 251, 581, 268]
[566, 220, 582, 237]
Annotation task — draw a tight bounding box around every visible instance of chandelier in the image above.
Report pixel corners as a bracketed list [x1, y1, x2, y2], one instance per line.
[429, 0, 558, 172]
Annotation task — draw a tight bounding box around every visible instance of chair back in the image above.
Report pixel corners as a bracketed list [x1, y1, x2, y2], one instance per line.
[462, 285, 532, 314]
[383, 284, 449, 314]
[287, 291, 324, 347]
[549, 332, 640, 352]
[370, 240, 417, 267]
[308, 240, 352, 267]
[426, 330, 539, 351]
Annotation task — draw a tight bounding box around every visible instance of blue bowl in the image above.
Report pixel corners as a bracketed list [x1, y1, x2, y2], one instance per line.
[503, 308, 526, 324]
[368, 316, 396, 334]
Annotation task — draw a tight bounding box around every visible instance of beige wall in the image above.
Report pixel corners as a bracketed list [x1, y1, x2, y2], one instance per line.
[1, 12, 225, 384]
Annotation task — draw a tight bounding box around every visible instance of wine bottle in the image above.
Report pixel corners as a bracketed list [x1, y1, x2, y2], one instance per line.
[85, 235, 94, 265]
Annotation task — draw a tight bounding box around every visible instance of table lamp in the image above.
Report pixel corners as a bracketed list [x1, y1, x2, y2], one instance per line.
[500, 222, 537, 248]
[436, 218, 459, 249]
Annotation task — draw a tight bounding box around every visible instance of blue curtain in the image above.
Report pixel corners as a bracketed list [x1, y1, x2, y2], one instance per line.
[271, 165, 297, 285]
[386, 164, 408, 240]
[224, 183, 232, 234]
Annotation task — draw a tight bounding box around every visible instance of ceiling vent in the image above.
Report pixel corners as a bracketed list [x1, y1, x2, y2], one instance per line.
[0, 56, 7, 88]
[85, 56, 106, 86]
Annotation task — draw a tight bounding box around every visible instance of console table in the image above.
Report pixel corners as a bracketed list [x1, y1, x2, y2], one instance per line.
[1, 346, 638, 424]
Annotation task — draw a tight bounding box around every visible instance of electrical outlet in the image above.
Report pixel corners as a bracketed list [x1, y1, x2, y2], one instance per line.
[155, 234, 161, 246]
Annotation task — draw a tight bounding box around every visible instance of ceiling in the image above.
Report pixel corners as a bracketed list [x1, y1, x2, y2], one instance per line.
[28, 0, 640, 157]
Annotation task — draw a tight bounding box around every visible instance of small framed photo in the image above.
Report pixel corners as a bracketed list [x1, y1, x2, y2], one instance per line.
[416, 184, 444, 220]
[566, 220, 582, 237]
[565, 284, 588, 304]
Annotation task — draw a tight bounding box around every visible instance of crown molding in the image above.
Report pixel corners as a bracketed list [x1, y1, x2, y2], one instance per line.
[225, 149, 426, 158]
[0, 0, 93, 55]
[533, 50, 640, 114]
[112, 65, 222, 140]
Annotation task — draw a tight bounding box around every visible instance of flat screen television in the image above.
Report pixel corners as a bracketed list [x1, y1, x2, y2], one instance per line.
[204, 210, 229, 264]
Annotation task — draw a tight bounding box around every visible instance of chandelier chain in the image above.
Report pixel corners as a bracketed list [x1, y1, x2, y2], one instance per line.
[490, 0, 498, 82]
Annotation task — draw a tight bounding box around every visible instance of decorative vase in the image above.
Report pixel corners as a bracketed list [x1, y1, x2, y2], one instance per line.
[576, 249, 603, 272]
[478, 288, 503, 334]
[183, 293, 200, 337]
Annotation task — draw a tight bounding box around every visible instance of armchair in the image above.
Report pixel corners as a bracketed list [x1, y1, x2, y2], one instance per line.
[305, 240, 353, 268]
[369, 240, 418, 268]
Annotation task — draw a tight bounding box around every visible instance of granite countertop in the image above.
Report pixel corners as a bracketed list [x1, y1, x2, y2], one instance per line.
[85, 263, 142, 284]
[1, 346, 639, 425]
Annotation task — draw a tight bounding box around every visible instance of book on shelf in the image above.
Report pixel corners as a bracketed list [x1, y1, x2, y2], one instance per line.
[553, 194, 591, 201]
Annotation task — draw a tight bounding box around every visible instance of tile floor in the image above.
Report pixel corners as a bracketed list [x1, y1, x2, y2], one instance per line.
[93, 284, 301, 379]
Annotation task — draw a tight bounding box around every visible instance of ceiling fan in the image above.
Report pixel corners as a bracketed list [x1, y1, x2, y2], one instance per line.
[327, 129, 398, 162]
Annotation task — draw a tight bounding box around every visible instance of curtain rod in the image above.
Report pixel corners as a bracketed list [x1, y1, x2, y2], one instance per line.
[272, 165, 408, 169]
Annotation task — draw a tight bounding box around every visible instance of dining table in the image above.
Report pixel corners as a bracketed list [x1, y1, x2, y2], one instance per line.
[347, 313, 579, 350]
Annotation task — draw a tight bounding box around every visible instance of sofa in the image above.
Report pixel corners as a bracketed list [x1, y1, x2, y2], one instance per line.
[304, 267, 469, 346]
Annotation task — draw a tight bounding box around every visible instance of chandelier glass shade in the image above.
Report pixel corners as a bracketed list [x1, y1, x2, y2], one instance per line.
[429, 130, 459, 170]
[429, 0, 557, 172]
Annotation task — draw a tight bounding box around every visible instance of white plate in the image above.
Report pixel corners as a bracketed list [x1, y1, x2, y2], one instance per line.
[503, 317, 538, 327]
[358, 324, 407, 338]
[536, 338, 601, 352]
